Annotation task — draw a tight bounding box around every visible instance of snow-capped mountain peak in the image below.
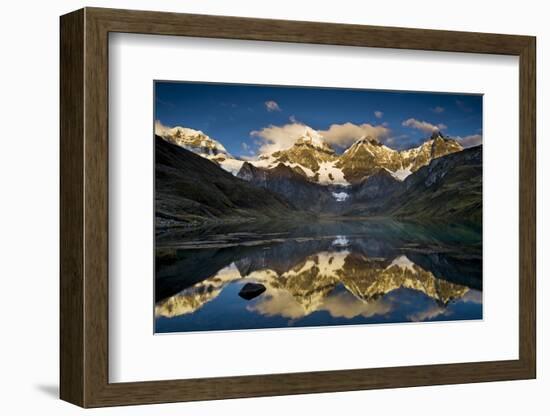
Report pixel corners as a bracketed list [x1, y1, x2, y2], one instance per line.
[166, 126, 204, 137]
[355, 135, 381, 146]
[342, 136, 395, 157]
[399, 132, 463, 172]
[293, 128, 335, 154]
[156, 125, 231, 158]
[430, 130, 446, 140]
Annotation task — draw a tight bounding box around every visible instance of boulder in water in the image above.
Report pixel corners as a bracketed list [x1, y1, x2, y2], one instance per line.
[238, 283, 266, 300]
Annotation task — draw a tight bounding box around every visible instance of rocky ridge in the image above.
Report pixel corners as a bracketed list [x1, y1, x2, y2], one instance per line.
[156, 125, 463, 185]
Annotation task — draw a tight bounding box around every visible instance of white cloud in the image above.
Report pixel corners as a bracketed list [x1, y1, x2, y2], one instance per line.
[320, 291, 392, 319]
[462, 289, 483, 304]
[319, 122, 391, 148]
[431, 106, 445, 113]
[264, 100, 281, 112]
[408, 305, 449, 322]
[250, 287, 392, 320]
[241, 142, 249, 151]
[251, 121, 390, 154]
[154, 120, 169, 136]
[374, 110, 384, 119]
[457, 134, 482, 148]
[250, 122, 311, 154]
[402, 118, 447, 134]
[251, 120, 392, 155]
[289, 115, 298, 123]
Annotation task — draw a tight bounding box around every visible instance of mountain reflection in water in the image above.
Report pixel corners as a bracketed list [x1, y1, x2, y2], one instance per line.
[155, 220, 482, 333]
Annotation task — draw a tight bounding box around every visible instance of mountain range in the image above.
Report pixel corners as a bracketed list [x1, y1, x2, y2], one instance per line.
[155, 252, 474, 320]
[155, 125, 481, 227]
[156, 125, 464, 185]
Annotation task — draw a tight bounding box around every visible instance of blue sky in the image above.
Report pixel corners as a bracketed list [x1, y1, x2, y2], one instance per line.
[155, 81, 482, 158]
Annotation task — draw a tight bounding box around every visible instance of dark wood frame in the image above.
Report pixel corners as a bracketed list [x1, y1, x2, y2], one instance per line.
[60, 7, 536, 408]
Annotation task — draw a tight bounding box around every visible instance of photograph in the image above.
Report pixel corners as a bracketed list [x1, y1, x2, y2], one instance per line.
[154, 81, 483, 333]
[0, 1, 541, 412]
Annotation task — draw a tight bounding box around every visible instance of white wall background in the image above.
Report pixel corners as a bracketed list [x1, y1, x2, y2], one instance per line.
[0, 0, 546, 414]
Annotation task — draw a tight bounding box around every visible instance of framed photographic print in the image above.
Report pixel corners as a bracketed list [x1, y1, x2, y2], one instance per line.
[60, 7, 536, 408]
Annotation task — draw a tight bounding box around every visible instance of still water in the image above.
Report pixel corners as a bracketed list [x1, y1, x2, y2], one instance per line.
[155, 220, 482, 333]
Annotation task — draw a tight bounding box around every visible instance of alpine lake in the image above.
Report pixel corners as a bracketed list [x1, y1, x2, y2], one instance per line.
[155, 219, 482, 333]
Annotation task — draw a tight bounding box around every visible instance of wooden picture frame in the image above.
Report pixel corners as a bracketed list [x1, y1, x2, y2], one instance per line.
[60, 7, 536, 408]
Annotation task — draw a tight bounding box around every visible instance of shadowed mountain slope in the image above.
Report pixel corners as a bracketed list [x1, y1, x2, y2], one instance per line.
[155, 135, 299, 227]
